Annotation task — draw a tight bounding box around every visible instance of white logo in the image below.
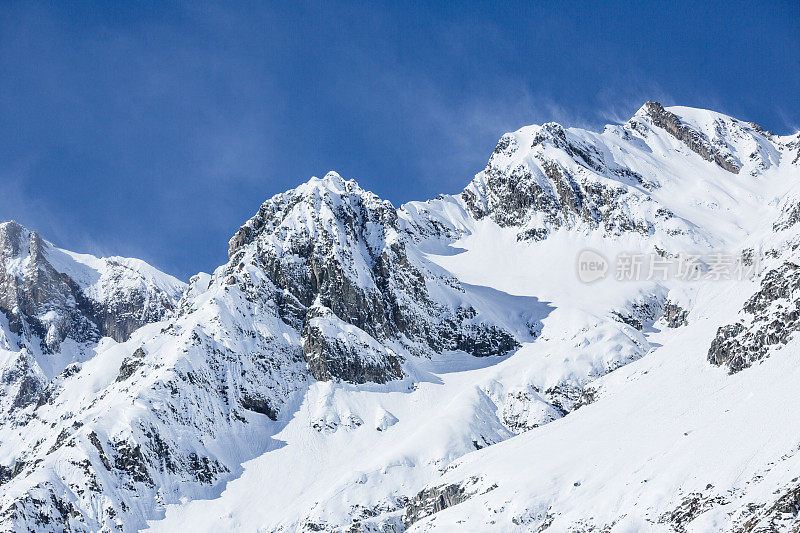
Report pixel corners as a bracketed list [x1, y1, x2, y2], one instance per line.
[577, 249, 608, 283]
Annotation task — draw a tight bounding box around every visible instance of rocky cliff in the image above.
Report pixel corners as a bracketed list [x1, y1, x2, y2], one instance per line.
[1, 102, 799, 532]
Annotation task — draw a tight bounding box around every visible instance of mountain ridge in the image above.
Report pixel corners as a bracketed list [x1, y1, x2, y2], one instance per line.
[1, 102, 799, 532]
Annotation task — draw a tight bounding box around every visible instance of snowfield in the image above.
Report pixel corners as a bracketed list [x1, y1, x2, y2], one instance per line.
[1, 102, 799, 532]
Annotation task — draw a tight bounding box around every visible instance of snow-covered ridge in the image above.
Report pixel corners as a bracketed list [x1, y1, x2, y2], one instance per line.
[1, 102, 799, 532]
[1, 221, 184, 294]
[0, 221, 185, 349]
[0, 219, 185, 414]
[409, 102, 795, 255]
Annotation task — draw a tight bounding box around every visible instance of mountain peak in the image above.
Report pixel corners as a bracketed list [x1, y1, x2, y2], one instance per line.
[0, 220, 32, 256]
[318, 170, 346, 186]
[297, 170, 365, 197]
[0, 218, 184, 360]
[4, 102, 800, 533]
[628, 101, 746, 173]
[631, 101, 744, 131]
[0, 220, 50, 265]
[228, 171, 386, 257]
[0, 219, 27, 232]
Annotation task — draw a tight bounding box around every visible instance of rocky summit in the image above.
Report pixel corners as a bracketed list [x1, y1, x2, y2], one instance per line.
[1, 102, 800, 532]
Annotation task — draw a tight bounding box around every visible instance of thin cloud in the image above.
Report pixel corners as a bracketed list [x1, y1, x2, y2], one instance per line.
[594, 80, 675, 126]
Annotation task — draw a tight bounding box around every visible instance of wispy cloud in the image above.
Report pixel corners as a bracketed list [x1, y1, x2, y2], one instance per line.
[594, 79, 675, 125]
[363, 68, 617, 197]
[0, 163, 106, 258]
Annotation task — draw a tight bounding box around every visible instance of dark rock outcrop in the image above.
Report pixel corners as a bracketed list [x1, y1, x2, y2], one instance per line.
[663, 301, 689, 328]
[708, 262, 800, 372]
[0, 221, 182, 354]
[640, 101, 741, 174]
[0, 222, 100, 353]
[461, 126, 660, 242]
[404, 477, 496, 527]
[658, 490, 728, 532]
[404, 483, 468, 527]
[301, 305, 403, 384]
[741, 483, 800, 531]
[773, 200, 800, 232]
[116, 348, 147, 382]
[227, 174, 521, 379]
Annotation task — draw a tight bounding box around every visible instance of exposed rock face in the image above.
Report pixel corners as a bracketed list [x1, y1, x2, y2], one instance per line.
[495, 385, 565, 432]
[228, 175, 399, 341]
[115, 347, 146, 382]
[90, 261, 183, 343]
[708, 262, 800, 372]
[404, 483, 469, 527]
[0, 222, 99, 353]
[301, 304, 403, 383]
[663, 301, 689, 328]
[740, 483, 800, 531]
[404, 477, 498, 527]
[773, 197, 800, 232]
[789, 134, 800, 165]
[0, 221, 184, 354]
[227, 172, 520, 382]
[638, 101, 741, 174]
[612, 293, 667, 331]
[455, 112, 717, 249]
[0, 222, 185, 421]
[658, 490, 728, 532]
[461, 127, 659, 240]
[1, 102, 799, 532]
[1, 349, 44, 411]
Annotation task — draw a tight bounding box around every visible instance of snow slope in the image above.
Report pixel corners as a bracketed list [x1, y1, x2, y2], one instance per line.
[0, 221, 185, 426]
[405, 277, 800, 531]
[1, 102, 799, 532]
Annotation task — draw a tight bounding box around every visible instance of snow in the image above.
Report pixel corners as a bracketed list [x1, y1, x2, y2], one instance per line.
[42, 240, 185, 300]
[2, 103, 799, 532]
[408, 284, 800, 530]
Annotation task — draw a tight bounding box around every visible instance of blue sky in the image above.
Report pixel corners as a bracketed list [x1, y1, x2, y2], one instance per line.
[1, 1, 798, 280]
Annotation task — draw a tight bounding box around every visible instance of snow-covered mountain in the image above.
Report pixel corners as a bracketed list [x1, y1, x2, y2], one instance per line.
[0, 221, 185, 421]
[1, 102, 799, 532]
